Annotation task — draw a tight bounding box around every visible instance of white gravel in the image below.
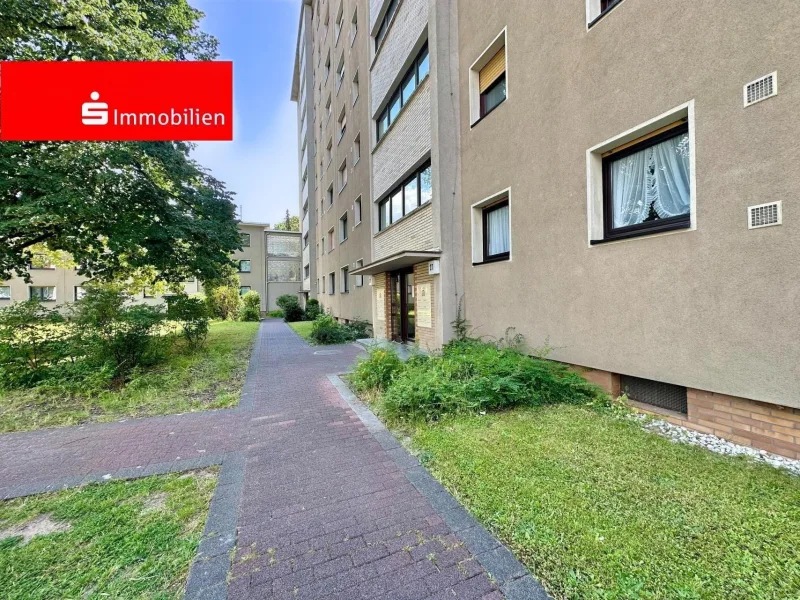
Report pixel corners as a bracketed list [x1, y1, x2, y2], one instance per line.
[629, 413, 800, 476]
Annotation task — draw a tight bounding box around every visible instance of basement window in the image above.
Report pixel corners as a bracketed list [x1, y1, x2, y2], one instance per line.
[621, 375, 688, 415]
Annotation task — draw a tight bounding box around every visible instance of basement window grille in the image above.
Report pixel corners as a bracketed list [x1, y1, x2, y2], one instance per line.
[621, 375, 688, 414]
[744, 72, 777, 107]
[748, 202, 782, 229]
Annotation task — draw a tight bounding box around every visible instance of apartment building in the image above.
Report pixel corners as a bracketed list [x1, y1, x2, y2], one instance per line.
[455, 0, 800, 458]
[292, 0, 373, 325]
[0, 223, 301, 314]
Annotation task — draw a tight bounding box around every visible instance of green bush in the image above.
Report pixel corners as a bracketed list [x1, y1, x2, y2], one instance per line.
[206, 286, 242, 321]
[276, 294, 304, 322]
[343, 318, 371, 340]
[350, 347, 405, 393]
[239, 290, 262, 322]
[304, 298, 322, 321]
[378, 340, 605, 422]
[266, 310, 283, 318]
[166, 294, 210, 348]
[309, 314, 349, 345]
[0, 300, 72, 388]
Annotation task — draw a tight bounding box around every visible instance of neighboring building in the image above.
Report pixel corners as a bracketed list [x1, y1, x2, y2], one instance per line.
[0, 222, 302, 314]
[292, 0, 374, 326]
[292, 0, 799, 458]
[453, 1, 799, 458]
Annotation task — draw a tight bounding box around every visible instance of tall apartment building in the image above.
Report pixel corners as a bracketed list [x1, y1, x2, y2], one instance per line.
[453, 0, 799, 458]
[292, 0, 373, 324]
[293, 0, 799, 459]
[0, 223, 301, 313]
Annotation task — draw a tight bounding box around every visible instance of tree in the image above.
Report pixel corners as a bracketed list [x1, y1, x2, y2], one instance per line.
[273, 210, 300, 232]
[0, 1, 240, 285]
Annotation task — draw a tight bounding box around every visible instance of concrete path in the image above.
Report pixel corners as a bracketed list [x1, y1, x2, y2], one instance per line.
[0, 320, 546, 599]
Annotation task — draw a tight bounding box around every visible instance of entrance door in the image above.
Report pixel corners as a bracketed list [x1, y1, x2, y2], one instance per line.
[390, 269, 415, 343]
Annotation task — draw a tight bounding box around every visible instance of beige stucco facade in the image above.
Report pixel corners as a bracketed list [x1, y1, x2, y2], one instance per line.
[455, 0, 800, 412]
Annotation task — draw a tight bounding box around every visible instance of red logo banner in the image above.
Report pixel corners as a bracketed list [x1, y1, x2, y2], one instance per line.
[0, 61, 233, 141]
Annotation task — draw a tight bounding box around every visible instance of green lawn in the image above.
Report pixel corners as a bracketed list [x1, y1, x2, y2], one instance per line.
[407, 405, 800, 600]
[0, 321, 260, 433]
[288, 320, 313, 342]
[0, 470, 217, 600]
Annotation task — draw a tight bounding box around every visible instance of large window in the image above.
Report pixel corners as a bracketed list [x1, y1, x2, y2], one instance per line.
[601, 122, 691, 241]
[482, 199, 510, 262]
[376, 44, 429, 142]
[374, 0, 398, 51]
[267, 234, 301, 257]
[378, 162, 432, 231]
[0, 286, 10, 300]
[268, 260, 301, 282]
[30, 286, 56, 301]
[238, 260, 251, 273]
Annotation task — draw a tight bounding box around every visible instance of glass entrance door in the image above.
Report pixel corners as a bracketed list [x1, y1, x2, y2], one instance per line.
[389, 269, 415, 343]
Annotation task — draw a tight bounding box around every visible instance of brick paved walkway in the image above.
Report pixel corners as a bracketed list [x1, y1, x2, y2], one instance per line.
[0, 320, 546, 599]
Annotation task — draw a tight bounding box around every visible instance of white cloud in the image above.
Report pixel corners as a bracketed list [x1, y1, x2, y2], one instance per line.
[192, 101, 299, 226]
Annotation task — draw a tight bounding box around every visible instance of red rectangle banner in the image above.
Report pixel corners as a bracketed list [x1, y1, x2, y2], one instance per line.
[0, 61, 233, 141]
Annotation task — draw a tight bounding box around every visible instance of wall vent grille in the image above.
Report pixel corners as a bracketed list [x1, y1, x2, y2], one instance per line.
[621, 375, 688, 415]
[744, 72, 777, 107]
[748, 201, 782, 229]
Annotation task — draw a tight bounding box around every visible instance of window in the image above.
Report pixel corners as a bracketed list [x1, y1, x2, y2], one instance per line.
[268, 260, 301, 282]
[317, 241, 320, 257]
[74, 286, 87, 301]
[304, 264, 310, 279]
[375, 0, 398, 51]
[0, 286, 10, 300]
[329, 272, 336, 294]
[355, 259, 364, 287]
[354, 197, 362, 224]
[378, 161, 432, 231]
[30, 286, 56, 301]
[350, 7, 358, 46]
[600, 121, 691, 242]
[376, 44, 429, 142]
[303, 233, 309, 249]
[240, 233, 251, 247]
[238, 260, 251, 273]
[340, 212, 348, 242]
[267, 234, 301, 257]
[239, 286, 251, 296]
[353, 134, 361, 164]
[588, 0, 625, 27]
[338, 159, 347, 191]
[30, 254, 55, 269]
[352, 71, 359, 106]
[327, 228, 335, 251]
[334, 2, 344, 44]
[482, 199, 511, 262]
[325, 137, 333, 166]
[337, 107, 347, 143]
[325, 95, 332, 124]
[324, 53, 331, 82]
[341, 266, 350, 293]
[470, 30, 507, 125]
[336, 54, 345, 92]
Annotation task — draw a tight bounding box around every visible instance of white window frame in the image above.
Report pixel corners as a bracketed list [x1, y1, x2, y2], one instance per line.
[338, 158, 348, 191]
[341, 266, 350, 294]
[586, 0, 627, 29]
[471, 187, 512, 265]
[468, 28, 507, 127]
[352, 70, 359, 106]
[339, 210, 349, 243]
[355, 259, 364, 287]
[350, 6, 358, 47]
[586, 100, 697, 247]
[354, 196, 363, 225]
[0, 286, 10, 300]
[74, 286, 87, 301]
[353, 133, 361, 165]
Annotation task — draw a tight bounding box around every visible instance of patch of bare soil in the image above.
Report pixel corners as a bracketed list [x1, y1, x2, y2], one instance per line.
[0, 514, 71, 545]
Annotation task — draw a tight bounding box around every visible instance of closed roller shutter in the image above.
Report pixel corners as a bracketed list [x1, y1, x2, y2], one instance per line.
[479, 47, 506, 93]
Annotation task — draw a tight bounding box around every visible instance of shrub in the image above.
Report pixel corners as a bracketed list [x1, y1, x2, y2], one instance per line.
[239, 290, 262, 322]
[304, 298, 322, 321]
[267, 310, 284, 318]
[379, 340, 605, 422]
[309, 314, 349, 345]
[277, 295, 304, 322]
[206, 286, 242, 321]
[72, 286, 166, 379]
[343, 318, 371, 340]
[350, 347, 405, 394]
[166, 294, 210, 349]
[0, 300, 73, 388]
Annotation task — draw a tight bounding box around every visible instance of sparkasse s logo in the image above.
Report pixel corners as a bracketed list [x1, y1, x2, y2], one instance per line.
[1, 61, 233, 141]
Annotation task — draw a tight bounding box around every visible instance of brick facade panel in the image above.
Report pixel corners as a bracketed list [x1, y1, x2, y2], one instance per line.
[370, 0, 428, 116]
[373, 81, 432, 199]
[374, 204, 434, 260]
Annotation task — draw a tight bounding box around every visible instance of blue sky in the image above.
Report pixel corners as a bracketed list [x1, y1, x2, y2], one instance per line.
[192, 0, 301, 226]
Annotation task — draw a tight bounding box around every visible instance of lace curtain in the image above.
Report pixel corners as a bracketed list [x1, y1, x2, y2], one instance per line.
[611, 133, 691, 228]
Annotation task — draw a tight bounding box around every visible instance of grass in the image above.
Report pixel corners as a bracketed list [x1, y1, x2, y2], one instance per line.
[0, 469, 218, 600]
[0, 321, 260, 433]
[405, 404, 800, 600]
[288, 320, 313, 342]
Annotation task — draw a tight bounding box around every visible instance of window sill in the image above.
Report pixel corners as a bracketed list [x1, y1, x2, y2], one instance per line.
[590, 218, 691, 245]
[470, 97, 506, 129]
[472, 253, 510, 266]
[588, 0, 625, 29]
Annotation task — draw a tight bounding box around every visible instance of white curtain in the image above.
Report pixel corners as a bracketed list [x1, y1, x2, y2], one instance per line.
[487, 204, 510, 255]
[611, 133, 690, 228]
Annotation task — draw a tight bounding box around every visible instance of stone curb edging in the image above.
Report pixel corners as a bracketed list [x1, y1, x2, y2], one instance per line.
[327, 374, 552, 600]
